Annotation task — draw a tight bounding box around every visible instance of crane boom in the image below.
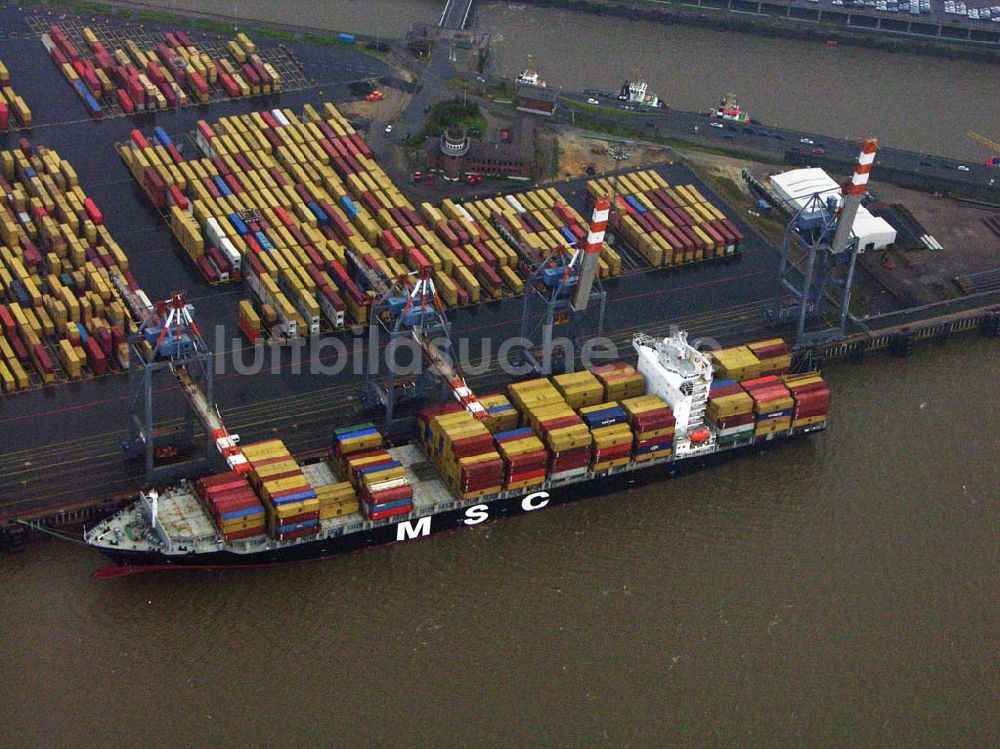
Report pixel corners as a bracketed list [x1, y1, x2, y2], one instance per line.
[968, 130, 1000, 152]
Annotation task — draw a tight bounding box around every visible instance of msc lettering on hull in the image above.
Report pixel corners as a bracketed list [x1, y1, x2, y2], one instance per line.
[395, 492, 552, 542]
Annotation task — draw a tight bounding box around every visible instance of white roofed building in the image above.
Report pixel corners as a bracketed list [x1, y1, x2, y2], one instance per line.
[769, 167, 896, 252]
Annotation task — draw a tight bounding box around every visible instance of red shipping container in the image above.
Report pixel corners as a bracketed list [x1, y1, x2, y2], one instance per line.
[116, 89, 135, 114]
[367, 504, 413, 522]
[196, 256, 218, 282]
[365, 485, 414, 504]
[714, 412, 756, 429]
[450, 434, 496, 457]
[84, 337, 107, 374]
[794, 405, 829, 419]
[271, 510, 321, 525]
[275, 526, 320, 541]
[199, 471, 247, 489]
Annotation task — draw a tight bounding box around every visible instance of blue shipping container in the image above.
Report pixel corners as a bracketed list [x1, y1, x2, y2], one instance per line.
[711, 379, 738, 390]
[337, 33, 356, 44]
[254, 231, 274, 251]
[271, 488, 318, 505]
[581, 406, 627, 429]
[153, 126, 172, 147]
[213, 176, 232, 196]
[76, 323, 89, 343]
[559, 226, 578, 246]
[358, 460, 402, 476]
[494, 427, 534, 441]
[220, 506, 264, 521]
[307, 201, 329, 226]
[276, 519, 321, 534]
[228, 213, 249, 236]
[336, 426, 380, 442]
[624, 195, 647, 214]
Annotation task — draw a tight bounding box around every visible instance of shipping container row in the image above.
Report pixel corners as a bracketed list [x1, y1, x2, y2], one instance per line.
[120, 102, 560, 341]
[42, 23, 282, 119]
[0, 58, 34, 130]
[183, 334, 829, 539]
[586, 169, 745, 268]
[0, 142, 143, 394]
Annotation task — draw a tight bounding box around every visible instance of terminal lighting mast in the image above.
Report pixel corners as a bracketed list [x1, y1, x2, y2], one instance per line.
[517, 198, 610, 373]
[770, 137, 879, 345]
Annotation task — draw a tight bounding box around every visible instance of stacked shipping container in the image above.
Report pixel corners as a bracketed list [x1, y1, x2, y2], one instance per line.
[43, 25, 280, 118]
[0, 58, 33, 130]
[0, 144, 139, 392]
[242, 439, 321, 540]
[587, 169, 744, 268]
[420, 407, 505, 499]
[333, 423, 414, 520]
[195, 471, 266, 541]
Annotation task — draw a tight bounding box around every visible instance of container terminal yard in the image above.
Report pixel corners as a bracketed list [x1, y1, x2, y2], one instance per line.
[0, 3, 998, 552]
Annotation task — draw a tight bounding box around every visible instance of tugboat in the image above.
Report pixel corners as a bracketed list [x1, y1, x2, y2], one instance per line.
[516, 55, 546, 88]
[711, 93, 750, 123]
[616, 76, 662, 108]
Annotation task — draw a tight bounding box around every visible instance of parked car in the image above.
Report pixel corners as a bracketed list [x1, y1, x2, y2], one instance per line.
[587, 97, 599, 105]
[384, 123, 393, 134]
[710, 122, 725, 129]
[800, 137, 815, 145]
[811, 147, 826, 155]
[957, 165, 971, 171]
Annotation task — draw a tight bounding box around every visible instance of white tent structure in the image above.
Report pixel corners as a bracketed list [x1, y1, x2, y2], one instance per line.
[769, 167, 896, 252]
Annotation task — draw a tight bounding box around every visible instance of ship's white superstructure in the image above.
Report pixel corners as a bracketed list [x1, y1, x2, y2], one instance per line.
[633, 331, 717, 457]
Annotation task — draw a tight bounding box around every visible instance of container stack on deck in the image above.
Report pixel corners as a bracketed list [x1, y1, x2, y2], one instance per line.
[195, 471, 266, 541]
[0, 144, 139, 393]
[43, 25, 280, 118]
[587, 169, 744, 268]
[333, 423, 414, 520]
[782, 372, 831, 430]
[709, 339, 792, 381]
[0, 58, 34, 130]
[621, 395, 677, 461]
[513, 378, 594, 480]
[706, 380, 756, 447]
[420, 407, 505, 499]
[242, 440, 321, 541]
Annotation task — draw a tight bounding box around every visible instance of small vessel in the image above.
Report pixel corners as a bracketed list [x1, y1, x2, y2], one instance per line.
[516, 55, 545, 87]
[711, 93, 750, 123]
[617, 76, 662, 108]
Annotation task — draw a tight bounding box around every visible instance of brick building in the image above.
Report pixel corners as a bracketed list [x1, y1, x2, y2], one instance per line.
[426, 120, 534, 181]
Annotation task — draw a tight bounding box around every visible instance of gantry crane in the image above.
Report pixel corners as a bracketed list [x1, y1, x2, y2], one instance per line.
[122, 290, 248, 483]
[768, 138, 879, 345]
[360, 266, 487, 434]
[507, 198, 611, 374]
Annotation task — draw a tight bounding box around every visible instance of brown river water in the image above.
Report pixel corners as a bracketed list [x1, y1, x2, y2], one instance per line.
[2, 342, 997, 746]
[2, 2, 998, 746]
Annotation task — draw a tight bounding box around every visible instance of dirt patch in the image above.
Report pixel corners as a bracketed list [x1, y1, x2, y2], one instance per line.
[555, 130, 674, 180]
[335, 88, 412, 124]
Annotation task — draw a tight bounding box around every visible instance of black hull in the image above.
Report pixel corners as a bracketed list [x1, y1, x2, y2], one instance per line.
[97, 431, 817, 568]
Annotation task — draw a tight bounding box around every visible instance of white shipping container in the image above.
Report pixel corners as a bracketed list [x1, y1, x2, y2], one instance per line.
[271, 108, 290, 127]
[219, 237, 241, 273]
[318, 289, 345, 329]
[205, 217, 226, 248]
[504, 195, 526, 214]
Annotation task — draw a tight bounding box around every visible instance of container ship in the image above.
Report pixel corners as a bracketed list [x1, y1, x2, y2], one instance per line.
[86, 332, 832, 567]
